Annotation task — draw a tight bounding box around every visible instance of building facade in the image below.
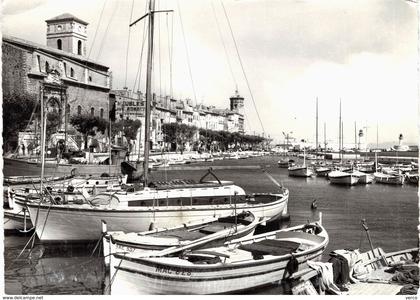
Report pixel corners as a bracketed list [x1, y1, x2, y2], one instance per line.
[110, 89, 245, 151]
[3, 13, 112, 152]
[3, 13, 111, 119]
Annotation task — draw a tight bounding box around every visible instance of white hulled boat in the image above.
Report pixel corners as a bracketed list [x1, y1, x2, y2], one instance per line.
[288, 150, 313, 177]
[373, 172, 405, 185]
[315, 166, 331, 177]
[328, 170, 359, 186]
[108, 220, 328, 295]
[18, 176, 289, 242]
[103, 211, 262, 279]
[288, 165, 314, 177]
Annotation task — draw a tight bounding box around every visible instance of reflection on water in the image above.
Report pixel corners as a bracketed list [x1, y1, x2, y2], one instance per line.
[4, 240, 105, 295]
[4, 156, 418, 295]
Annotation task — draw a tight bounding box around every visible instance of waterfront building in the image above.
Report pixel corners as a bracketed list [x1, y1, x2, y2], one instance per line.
[110, 89, 245, 151]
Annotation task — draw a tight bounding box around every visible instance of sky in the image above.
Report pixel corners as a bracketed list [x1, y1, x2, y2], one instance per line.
[2, 0, 418, 146]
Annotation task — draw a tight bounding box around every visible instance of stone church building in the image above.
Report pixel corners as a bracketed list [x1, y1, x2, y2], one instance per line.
[2, 13, 111, 152]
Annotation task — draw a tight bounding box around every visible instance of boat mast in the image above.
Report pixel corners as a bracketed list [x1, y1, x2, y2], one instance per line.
[341, 120, 344, 165]
[40, 86, 46, 194]
[143, 0, 156, 187]
[339, 99, 341, 164]
[316, 97, 318, 154]
[323, 122, 326, 162]
[354, 121, 357, 165]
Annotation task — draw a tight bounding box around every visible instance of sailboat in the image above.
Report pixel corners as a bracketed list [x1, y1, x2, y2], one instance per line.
[288, 148, 313, 177]
[16, 0, 289, 243]
[373, 147, 404, 185]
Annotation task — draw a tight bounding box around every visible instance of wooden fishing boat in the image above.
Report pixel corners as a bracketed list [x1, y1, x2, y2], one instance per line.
[288, 165, 314, 177]
[103, 211, 263, 279]
[4, 208, 33, 232]
[373, 172, 404, 185]
[328, 170, 359, 186]
[108, 220, 329, 294]
[278, 159, 293, 168]
[4, 173, 75, 185]
[315, 166, 331, 177]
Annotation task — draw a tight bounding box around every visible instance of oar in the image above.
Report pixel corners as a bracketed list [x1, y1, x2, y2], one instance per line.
[361, 219, 388, 266]
[261, 168, 283, 189]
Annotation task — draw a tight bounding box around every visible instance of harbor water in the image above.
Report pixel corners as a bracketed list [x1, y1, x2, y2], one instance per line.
[3, 155, 418, 294]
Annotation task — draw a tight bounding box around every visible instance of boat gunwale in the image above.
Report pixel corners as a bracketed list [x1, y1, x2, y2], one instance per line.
[113, 224, 329, 272]
[16, 193, 288, 213]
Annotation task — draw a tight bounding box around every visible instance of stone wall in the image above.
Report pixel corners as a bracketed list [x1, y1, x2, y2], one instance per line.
[2, 43, 31, 97]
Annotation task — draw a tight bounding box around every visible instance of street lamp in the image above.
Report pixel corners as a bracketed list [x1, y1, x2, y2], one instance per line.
[282, 131, 293, 152]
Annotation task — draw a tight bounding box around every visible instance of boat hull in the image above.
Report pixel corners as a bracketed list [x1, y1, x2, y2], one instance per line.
[21, 193, 288, 242]
[109, 224, 328, 294]
[329, 175, 359, 186]
[4, 208, 33, 232]
[374, 173, 404, 185]
[288, 167, 313, 177]
[110, 253, 322, 294]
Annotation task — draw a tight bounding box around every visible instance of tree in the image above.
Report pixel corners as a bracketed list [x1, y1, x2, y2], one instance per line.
[70, 114, 108, 149]
[111, 119, 142, 149]
[162, 123, 197, 153]
[112, 119, 142, 141]
[3, 93, 37, 151]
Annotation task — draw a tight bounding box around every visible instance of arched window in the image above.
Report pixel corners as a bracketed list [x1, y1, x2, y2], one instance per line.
[45, 61, 50, 73]
[100, 108, 104, 118]
[57, 39, 62, 50]
[70, 68, 74, 77]
[77, 40, 82, 55]
[77, 105, 82, 115]
[91, 107, 95, 116]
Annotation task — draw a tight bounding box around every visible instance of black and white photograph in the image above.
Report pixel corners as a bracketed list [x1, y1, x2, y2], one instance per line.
[1, 0, 419, 296]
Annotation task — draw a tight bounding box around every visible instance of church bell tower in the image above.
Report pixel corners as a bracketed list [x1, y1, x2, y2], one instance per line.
[46, 13, 88, 56]
[229, 89, 244, 116]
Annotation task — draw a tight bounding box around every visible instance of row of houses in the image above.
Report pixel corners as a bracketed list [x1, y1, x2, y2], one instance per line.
[110, 89, 244, 151]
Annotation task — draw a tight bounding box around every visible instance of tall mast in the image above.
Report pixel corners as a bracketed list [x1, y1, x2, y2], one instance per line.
[40, 86, 46, 194]
[316, 97, 318, 152]
[339, 99, 341, 163]
[143, 0, 156, 187]
[341, 120, 344, 165]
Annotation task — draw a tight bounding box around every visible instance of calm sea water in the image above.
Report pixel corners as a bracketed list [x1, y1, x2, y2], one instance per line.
[4, 155, 419, 294]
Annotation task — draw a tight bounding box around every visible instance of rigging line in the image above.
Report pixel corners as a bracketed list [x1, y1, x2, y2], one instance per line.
[124, 0, 136, 89]
[87, 0, 108, 59]
[176, 0, 198, 105]
[220, 0, 265, 134]
[97, 1, 120, 61]
[133, 0, 149, 93]
[71, 0, 108, 105]
[210, 1, 237, 88]
[166, 10, 174, 98]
